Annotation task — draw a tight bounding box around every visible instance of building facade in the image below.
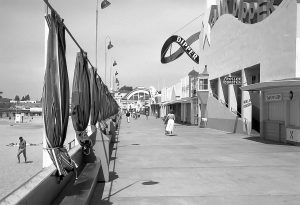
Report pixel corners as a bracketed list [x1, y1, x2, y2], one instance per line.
[161, 70, 200, 125]
[198, 0, 300, 141]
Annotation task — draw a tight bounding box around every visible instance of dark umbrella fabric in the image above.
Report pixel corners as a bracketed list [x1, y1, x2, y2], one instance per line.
[97, 75, 104, 122]
[71, 51, 91, 139]
[43, 11, 73, 177]
[90, 67, 100, 125]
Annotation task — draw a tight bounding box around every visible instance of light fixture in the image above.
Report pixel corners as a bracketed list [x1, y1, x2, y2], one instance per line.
[101, 0, 111, 9]
[96, 0, 111, 69]
[107, 41, 113, 49]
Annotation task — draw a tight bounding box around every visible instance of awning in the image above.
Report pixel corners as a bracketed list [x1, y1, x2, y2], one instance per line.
[161, 97, 196, 105]
[241, 78, 300, 91]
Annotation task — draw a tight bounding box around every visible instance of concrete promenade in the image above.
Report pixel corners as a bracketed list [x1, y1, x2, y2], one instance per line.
[90, 116, 300, 205]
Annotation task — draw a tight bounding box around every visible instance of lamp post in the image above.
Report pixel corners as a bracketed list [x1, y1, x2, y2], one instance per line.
[95, 0, 111, 70]
[114, 70, 119, 91]
[105, 36, 113, 84]
[110, 58, 117, 91]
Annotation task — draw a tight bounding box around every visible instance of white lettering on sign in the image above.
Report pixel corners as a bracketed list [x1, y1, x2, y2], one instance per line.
[223, 76, 242, 85]
[176, 36, 199, 61]
[265, 94, 282, 102]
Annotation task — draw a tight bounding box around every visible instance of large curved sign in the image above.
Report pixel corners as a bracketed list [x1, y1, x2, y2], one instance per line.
[209, 0, 282, 27]
[161, 32, 200, 64]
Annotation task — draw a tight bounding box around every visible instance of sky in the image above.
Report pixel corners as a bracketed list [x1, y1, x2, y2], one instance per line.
[0, 0, 206, 100]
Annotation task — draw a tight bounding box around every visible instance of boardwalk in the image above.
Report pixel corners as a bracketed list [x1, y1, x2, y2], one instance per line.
[91, 116, 300, 205]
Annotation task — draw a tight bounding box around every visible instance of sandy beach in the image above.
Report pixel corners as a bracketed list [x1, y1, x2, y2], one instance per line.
[0, 116, 76, 199]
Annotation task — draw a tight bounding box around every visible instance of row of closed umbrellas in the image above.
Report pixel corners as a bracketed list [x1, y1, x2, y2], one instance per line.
[42, 10, 119, 178]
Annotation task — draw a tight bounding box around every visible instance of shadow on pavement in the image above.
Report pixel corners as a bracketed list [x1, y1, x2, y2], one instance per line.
[244, 136, 292, 145]
[142, 180, 159, 185]
[109, 171, 119, 182]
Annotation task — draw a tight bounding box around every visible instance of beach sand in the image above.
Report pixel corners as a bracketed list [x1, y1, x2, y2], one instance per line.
[0, 116, 75, 199]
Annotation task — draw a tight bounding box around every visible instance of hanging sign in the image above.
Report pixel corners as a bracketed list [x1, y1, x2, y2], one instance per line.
[161, 32, 200, 64]
[266, 94, 282, 102]
[223, 76, 242, 85]
[243, 99, 252, 108]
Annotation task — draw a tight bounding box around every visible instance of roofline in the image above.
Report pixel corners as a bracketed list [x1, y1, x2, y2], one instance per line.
[241, 79, 300, 91]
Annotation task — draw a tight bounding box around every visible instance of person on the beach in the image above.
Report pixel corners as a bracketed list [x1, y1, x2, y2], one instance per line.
[165, 110, 175, 135]
[17, 136, 27, 163]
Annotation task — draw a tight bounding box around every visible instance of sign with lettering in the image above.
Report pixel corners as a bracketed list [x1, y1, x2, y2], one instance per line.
[208, 0, 281, 28]
[223, 76, 242, 85]
[265, 94, 282, 102]
[161, 32, 200, 64]
[243, 99, 252, 108]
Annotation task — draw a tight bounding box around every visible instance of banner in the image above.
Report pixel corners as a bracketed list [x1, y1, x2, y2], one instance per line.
[161, 31, 200, 64]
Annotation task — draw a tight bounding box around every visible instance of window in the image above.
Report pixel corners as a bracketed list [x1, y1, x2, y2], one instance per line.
[199, 79, 208, 90]
[145, 94, 149, 100]
[139, 92, 144, 100]
[133, 93, 138, 100]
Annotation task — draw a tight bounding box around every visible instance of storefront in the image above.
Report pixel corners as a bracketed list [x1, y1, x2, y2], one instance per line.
[241, 79, 300, 144]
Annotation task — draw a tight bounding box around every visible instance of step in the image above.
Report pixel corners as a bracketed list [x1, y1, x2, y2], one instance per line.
[58, 162, 100, 205]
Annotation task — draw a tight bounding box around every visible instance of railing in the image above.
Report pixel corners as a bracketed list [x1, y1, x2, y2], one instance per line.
[210, 92, 242, 118]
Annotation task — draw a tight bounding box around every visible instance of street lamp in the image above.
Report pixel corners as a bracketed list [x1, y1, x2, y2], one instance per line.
[110, 58, 117, 91]
[101, 0, 111, 9]
[95, 0, 111, 70]
[105, 36, 113, 84]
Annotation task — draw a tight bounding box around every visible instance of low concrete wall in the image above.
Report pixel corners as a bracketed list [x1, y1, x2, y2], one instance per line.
[0, 146, 83, 205]
[208, 117, 244, 134]
[207, 95, 245, 134]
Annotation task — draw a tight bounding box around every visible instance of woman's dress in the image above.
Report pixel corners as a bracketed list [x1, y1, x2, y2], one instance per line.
[166, 114, 175, 133]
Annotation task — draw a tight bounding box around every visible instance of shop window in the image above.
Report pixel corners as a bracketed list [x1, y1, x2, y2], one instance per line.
[145, 94, 149, 100]
[199, 79, 208, 90]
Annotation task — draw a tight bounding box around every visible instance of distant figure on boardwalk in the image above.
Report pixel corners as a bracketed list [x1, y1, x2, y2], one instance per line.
[145, 108, 149, 120]
[165, 110, 175, 135]
[17, 137, 27, 163]
[126, 110, 130, 123]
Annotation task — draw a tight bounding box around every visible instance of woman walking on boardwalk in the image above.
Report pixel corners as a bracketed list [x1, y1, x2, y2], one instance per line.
[165, 110, 175, 135]
[126, 110, 130, 123]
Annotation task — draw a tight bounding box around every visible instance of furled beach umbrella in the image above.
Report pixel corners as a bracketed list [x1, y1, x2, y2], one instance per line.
[71, 51, 92, 154]
[43, 11, 73, 177]
[89, 67, 100, 126]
